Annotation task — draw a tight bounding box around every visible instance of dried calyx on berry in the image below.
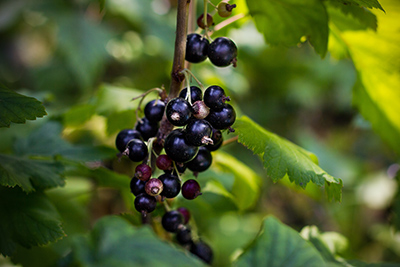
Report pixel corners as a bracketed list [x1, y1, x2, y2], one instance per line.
[217, 2, 236, 17]
[185, 119, 213, 146]
[145, 178, 164, 196]
[166, 98, 193, 126]
[192, 100, 210, 119]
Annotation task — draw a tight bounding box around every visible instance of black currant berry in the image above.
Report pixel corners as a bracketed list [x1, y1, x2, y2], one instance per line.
[135, 163, 152, 181]
[206, 129, 223, 151]
[134, 193, 157, 215]
[162, 210, 183, 233]
[174, 162, 187, 175]
[136, 117, 159, 141]
[217, 2, 236, 17]
[144, 99, 165, 122]
[177, 207, 191, 224]
[115, 129, 142, 153]
[156, 155, 173, 171]
[130, 177, 146, 196]
[181, 179, 202, 200]
[192, 100, 210, 119]
[176, 227, 193, 245]
[145, 178, 164, 196]
[166, 98, 193, 126]
[206, 103, 236, 130]
[127, 139, 148, 162]
[164, 129, 199, 163]
[208, 37, 238, 67]
[179, 86, 203, 103]
[158, 173, 181, 198]
[187, 147, 213, 172]
[185, 119, 213, 146]
[190, 241, 213, 264]
[197, 13, 214, 29]
[204, 85, 230, 110]
[185, 33, 209, 63]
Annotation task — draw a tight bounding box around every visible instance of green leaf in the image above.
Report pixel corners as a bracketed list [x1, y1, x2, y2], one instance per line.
[338, 1, 400, 154]
[346, 260, 400, 267]
[106, 110, 136, 136]
[247, 0, 329, 57]
[329, 0, 385, 11]
[99, 0, 105, 12]
[0, 186, 65, 256]
[57, 14, 110, 90]
[234, 216, 325, 266]
[63, 103, 96, 126]
[213, 151, 261, 210]
[69, 216, 205, 267]
[0, 154, 65, 193]
[235, 116, 343, 202]
[0, 84, 46, 128]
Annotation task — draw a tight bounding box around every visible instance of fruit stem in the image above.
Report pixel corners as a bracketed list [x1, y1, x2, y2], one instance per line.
[222, 135, 238, 146]
[183, 71, 193, 105]
[181, 68, 205, 91]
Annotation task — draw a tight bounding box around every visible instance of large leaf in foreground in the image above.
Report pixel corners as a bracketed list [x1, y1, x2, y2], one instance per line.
[234, 216, 325, 266]
[69, 216, 205, 267]
[235, 116, 342, 202]
[0, 85, 46, 128]
[0, 154, 65, 193]
[0, 187, 65, 256]
[247, 0, 329, 57]
[329, 0, 384, 11]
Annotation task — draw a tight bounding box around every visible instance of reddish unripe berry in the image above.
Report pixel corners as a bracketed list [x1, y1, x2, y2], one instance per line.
[177, 207, 191, 224]
[182, 179, 202, 200]
[156, 155, 173, 171]
[197, 13, 213, 29]
[135, 164, 152, 181]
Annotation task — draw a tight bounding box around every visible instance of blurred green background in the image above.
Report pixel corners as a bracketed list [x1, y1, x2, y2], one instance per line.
[0, 0, 399, 266]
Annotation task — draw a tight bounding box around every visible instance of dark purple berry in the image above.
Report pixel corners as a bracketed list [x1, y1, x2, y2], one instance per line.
[182, 179, 202, 200]
[186, 33, 209, 63]
[179, 86, 203, 103]
[115, 129, 142, 153]
[197, 13, 214, 29]
[134, 193, 157, 215]
[190, 241, 213, 264]
[135, 163, 152, 181]
[185, 119, 213, 146]
[130, 177, 146, 196]
[175, 162, 187, 174]
[187, 147, 212, 172]
[176, 227, 193, 245]
[162, 210, 183, 233]
[127, 139, 148, 162]
[204, 86, 230, 110]
[206, 129, 223, 151]
[177, 207, 191, 224]
[156, 155, 173, 171]
[144, 99, 165, 122]
[145, 178, 164, 196]
[166, 98, 193, 126]
[192, 100, 210, 119]
[136, 117, 159, 141]
[158, 173, 181, 198]
[208, 37, 237, 67]
[206, 103, 236, 130]
[164, 129, 199, 163]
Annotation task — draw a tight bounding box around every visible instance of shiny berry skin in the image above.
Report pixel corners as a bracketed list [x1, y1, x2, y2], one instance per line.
[156, 155, 173, 171]
[197, 13, 214, 29]
[206, 129, 223, 151]
[208, 37, 238, 67]
[217, 2, 236, 17]
[187, 147, 213, 172]
[185, 33, 209, 63]
[162, 210, 183, 233]
[177, 207, 191, 224]
[181, 179, 202, 200]
[204, 85, 229, 110]
[130, 177, 146, 196]
[166, 98, 193, 126]
[145, 178, 164, 196]
[164, 129, 199, 163]
[127, 139, 148, 162]
[190, 241, 213, 264]
[115, 129, 142, 152]
[135, 163, 152, 181]
[179, 86, 203, 103]
[144, 99, 165, 122]
[158, 173, 181, 198]
[185, 119, 213, 146]
[206, 103, 236, 130]
[176, 227, 193, 245]
[135, 117, 159, 141]
[134, 193, 157, 215]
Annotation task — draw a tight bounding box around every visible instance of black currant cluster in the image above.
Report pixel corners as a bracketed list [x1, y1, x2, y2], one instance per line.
[186, 4, 238, 67]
